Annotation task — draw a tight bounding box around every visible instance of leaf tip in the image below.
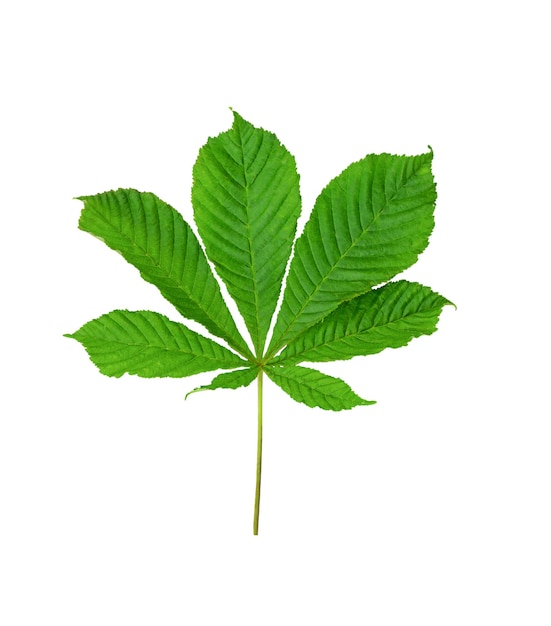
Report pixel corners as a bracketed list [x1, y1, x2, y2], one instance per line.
[438, 292, 457, 311]
[230, 108, 244, 125]
[362, 399, 377, 406]
[184, 387, 203, 400]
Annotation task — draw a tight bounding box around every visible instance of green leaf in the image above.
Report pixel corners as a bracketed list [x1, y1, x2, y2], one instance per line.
[192, 111, 302, 356]
[77, 189, 252, 358]
[185, 367, 258, 399]
[66, 112, 454, 534]
[274, 281, 453, 365]
[268, 151, 436, 356]
[65, 310, 246, 378]
[265, 365, 375, 411]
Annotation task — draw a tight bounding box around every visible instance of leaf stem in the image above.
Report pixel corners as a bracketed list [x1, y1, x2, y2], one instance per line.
[253, 368, 263, 535]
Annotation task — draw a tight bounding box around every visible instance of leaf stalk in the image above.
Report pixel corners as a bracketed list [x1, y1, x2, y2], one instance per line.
[253, 368, 263, 535]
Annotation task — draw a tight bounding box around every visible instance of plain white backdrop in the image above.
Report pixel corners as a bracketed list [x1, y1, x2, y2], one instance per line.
[1, 1, 549, 624]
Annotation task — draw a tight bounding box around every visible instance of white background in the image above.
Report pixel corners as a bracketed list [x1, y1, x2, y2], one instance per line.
[1, 1, 549, 624]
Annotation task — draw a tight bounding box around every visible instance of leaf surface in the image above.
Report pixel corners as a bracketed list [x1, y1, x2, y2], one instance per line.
[274, 281, 453, 364]
[268, 151, 436, 355]
[265, 365, 374, 411]
[186, 367, 258, 398]
[192, 111, 301, 356]
[65, 310, 245, 378]
[77, 189, 251, 358]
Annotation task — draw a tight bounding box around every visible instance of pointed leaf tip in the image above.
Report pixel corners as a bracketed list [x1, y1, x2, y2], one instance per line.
[230, 109, 246, 127]
[184, 388, 204, 400]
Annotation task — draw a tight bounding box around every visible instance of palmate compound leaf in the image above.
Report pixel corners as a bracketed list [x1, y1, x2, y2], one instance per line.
[77, 189, 252, 359]
[265, 365, 375, 411]
[66, 111, 453, 534]
[65, 310, 246, 378]
[267, 150, 437, 358]
[192, 111, 302, 357]
[273, 280, 454, 365]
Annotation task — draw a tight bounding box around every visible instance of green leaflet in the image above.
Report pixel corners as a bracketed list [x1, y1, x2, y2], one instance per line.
[267, 151, 437, 356]
[78, 189, 252, 359]
[266, 365, 374, 411]
[186, 367, 258, 399]
[65, 310, 245, 378]
[192, 111, 302, 357]
[274, 281, 454, 365]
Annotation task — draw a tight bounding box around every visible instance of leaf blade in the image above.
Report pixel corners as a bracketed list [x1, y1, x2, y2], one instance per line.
[65, 310, 246, 378]
[192, 111, 302, 356]
[185, 367, 258, 399]
[274, 281, 453, 365]
[268, 151, 437, 355]
[77, 188, 252, 358]
[265, 365, 374, 411]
